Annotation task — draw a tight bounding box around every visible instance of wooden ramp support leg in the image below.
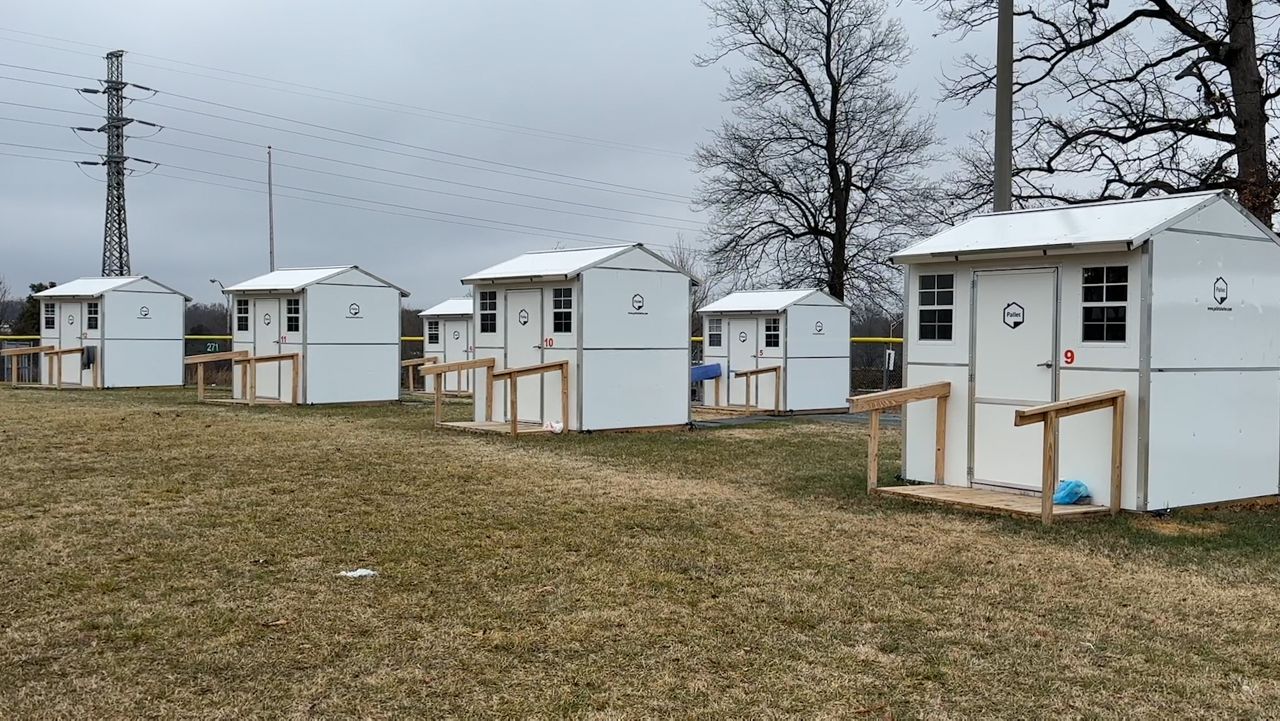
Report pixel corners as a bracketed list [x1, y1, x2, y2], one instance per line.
[1041, 411, 1058, 525]
[934, 395, 947, 484]
[1110, 394, 1124, 515]
[868, 409, 880, 490]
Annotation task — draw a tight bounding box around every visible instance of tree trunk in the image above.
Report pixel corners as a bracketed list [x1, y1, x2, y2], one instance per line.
[1224, 0, 1273, 223]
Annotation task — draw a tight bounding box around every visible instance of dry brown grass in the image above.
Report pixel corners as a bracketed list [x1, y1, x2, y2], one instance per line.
[3, 388, 1280, 718]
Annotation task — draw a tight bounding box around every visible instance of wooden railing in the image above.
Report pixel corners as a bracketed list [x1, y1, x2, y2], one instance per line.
[1, 345, 53, 387]
[730, 365, 783, 412]
[423, 358, 497, 426]
[45, 347, 100, 390]
[232, 353, 302, 405]
[1014, 389, 1125, 524]
[401, 355, 440, 393]
[492, 360, 570, 436]
[184, 350, 250, 401]
[848, 381, 951, 491]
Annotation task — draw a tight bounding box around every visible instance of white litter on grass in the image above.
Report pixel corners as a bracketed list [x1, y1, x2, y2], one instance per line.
[543, 420, 565, 434]
[337, 568, 378, 579]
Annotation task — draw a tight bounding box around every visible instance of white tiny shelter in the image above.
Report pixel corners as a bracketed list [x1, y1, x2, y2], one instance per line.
[698, 289, 850, 412]
[896, 191, 1280, 511]
[225, 266, 409, 404]
[461, 243, 694, 431]
[419, 297, 474, 393]
[34, 276, 189, 388]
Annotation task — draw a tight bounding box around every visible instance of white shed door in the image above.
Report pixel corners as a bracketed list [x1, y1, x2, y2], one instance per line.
[254, 298, 282, 400]
[59, 302, 83, 385]
[972, 268, 1057, 489]
[443, 319, 470, 392]
[505, 289, 543, 423]
[727, 318, 758, 405]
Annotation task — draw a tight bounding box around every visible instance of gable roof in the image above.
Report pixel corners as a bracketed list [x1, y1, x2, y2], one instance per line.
[418, 297, 473, 317]
[225, 266, 410, 296]
[894, 191, 1245, 263]
[461, 243, 693, 284]
[35, 276, 192, 301]
[698, 288, 846, 313]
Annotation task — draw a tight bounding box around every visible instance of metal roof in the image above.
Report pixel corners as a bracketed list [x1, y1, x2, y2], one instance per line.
[225, 266, 410, 296]
[698, 288, 839, 313]
[894, 191, 1226, 262]
[418, 297, 473, 317]
[461, 243, 690, 283]
[35, 276, 191, 301]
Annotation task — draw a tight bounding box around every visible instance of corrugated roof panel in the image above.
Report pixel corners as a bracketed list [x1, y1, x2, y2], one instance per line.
[224, 266, 351, 292]
[461, 245, 633, 282]
[418, 297, 473, 317]
[35, 277, 140, 297]
[698, 289, 819, 313]
[894, 192, 1221, 262]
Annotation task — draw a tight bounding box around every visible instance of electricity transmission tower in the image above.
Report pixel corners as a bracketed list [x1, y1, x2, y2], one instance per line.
[76, 51, 157, 277]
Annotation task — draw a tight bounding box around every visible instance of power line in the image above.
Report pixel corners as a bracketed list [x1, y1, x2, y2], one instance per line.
[131, 136, 702, 232]
[0, 146, 681, 250]
[138, 95, 692, 201]
[0, 26, 688, 158]
[0, 112, 703, 225]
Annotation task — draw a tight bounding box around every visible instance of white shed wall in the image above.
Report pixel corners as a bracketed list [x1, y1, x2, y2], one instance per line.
[101, 288, 185, 387]
[784, 303, 850, 410]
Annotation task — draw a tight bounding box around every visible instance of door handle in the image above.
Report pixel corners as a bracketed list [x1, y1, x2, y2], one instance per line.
[1036, 360, 1053, 368]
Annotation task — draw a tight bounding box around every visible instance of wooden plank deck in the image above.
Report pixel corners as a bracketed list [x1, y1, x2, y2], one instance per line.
[875, 484, 1110, 519]
[438, 420, 551, 435]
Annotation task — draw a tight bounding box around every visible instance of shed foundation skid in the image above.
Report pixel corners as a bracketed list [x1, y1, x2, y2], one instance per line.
[220, 266, 409, 405]
[31, 277, 189, 389]
[890, 191, 1280, 518]
[460, 244, 694, 433]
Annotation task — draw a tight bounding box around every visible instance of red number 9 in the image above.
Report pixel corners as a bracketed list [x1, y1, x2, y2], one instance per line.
[1064, 349, 1076, 365]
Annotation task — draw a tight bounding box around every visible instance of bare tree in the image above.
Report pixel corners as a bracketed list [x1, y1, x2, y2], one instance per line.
[932, 0, 1280, 223]
[695, 0, 938, 302]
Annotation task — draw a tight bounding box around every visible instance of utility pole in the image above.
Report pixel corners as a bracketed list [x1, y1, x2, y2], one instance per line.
[101, 50, 132, 276]
[993, 0, 1013, 212]
[267, 146, 276, 271]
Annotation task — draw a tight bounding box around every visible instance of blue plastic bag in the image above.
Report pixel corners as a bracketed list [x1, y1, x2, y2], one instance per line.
[1053, 479, 1091, 505]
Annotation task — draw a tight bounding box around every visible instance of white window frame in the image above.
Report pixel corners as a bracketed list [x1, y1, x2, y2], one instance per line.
[707, 318, 722, 348]
[43, 302, 55, 330]
[552, 287, 573, 334]
[917, 273, 954, 342]
[426, 319, 440, 345]
[1081, 265, 1128, 343]
[764, 317, 780, 348]
[86, 301, 99, 330]
[479, 291, 497, 334]
[235, 298, 250, 332]
[285, 298, 300, 334]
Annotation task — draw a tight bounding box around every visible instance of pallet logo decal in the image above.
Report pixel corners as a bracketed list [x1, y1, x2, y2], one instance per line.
[1003, 302, 1025, 329]
[1208, 277, 1232, 312]
[347, 303, 362, 319]
[518, 309, 529, 326]
[137, 306, 150, 319]
[814, 320, 825, 334]
[627, 293, 649, 316]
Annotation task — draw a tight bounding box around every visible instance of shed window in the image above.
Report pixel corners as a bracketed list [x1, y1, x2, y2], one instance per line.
[426, 320, 440, 345]
[707, 318, 722, 348]
[764, 317, 780, 348]
[86, 302, 99, 330]
[479, 291, 497, 334]
[235, 299, 249, 332]
[285, 298, 300, 333]
[43, 303, 55, 330]
[1082, 266, 1127, 342]
[553, 287, 573, 334]
[918, 274, 954, 341]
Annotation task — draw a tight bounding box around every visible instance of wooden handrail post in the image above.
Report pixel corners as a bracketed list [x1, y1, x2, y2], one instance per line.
[197, 362, 205, 401]
[433, 370, 443, 427]
[934, 394, 947, 484]
[1110, 394, 1124, 515]
[291, 355, 301, 405]
[560, 363, 570, 428]
[1041, 411, 1058, 525]
[485, 369, 494, 422]
[510, 378, 519, 436]
[868, 409, 881, 490]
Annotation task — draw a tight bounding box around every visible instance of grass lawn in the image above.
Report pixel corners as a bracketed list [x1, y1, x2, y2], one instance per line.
[3, 387, 1280, 718]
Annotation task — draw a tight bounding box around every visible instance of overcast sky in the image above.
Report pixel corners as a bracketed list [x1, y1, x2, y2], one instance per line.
[1, 0, 990, 307]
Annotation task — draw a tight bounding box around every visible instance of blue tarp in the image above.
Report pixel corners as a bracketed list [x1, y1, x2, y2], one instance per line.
[691, 363, 722, 383]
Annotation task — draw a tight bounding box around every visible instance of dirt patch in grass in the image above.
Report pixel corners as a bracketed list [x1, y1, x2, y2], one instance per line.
[3, 388, 1280, 718]
[1133, 516, 1231, 537]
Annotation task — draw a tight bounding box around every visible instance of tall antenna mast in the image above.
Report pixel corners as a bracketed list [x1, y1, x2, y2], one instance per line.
[267, 145, 276, 271]
[101, 50, 131, 275]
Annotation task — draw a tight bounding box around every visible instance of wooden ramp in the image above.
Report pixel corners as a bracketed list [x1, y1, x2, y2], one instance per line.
[876, 485, 1110, 520]
[439, 420, 551, 435]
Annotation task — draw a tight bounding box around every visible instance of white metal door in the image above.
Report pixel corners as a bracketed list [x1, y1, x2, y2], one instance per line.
[972, 268, 1058, 489]
[443, 319, 469, 392]
[253, 298, 282, 399]
[59, 302, 83, 385]
[727, 318, 758, 405]
[505, 290, 543, 423]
